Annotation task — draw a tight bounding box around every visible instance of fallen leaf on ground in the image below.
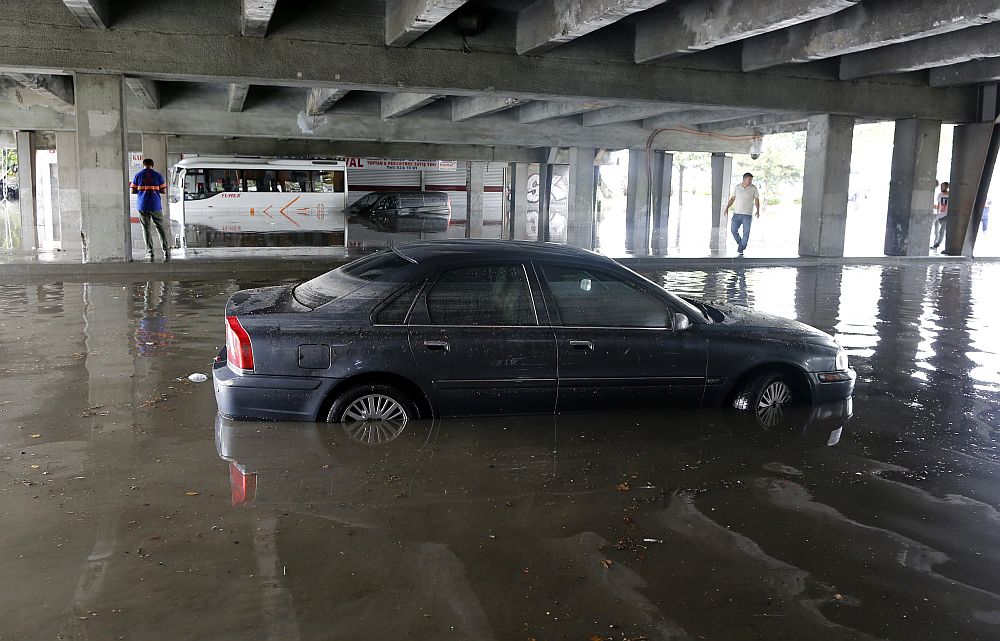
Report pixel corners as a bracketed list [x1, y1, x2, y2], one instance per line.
[601, 559, 614, 569]
[29, 464, 40, 469]
[29, 434, 41, 438]
[617, 483, 630, 492]
[184, 491, 199, 496]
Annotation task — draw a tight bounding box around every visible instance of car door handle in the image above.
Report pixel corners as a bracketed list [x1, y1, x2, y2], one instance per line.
[423, 340, 450, 352]
[569, 340, 594, 351]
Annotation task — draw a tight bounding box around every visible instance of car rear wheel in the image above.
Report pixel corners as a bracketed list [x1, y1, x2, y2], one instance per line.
[732, 371, 796, 427]
[326, 383, 419, 427]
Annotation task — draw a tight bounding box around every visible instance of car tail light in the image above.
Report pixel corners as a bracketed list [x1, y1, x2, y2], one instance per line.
[230, 462, 257, 506]
[225, 315, 254, 372]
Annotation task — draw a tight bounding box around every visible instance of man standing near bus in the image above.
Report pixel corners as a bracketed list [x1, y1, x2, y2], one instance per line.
[130, 158, 170, 262]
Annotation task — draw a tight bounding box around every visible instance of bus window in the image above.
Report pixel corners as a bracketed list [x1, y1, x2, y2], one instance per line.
[183, 169, 209, 201]
[207, 169, 241, 193]
[276, 170, 312, 192]
[318, 170, 345, 193]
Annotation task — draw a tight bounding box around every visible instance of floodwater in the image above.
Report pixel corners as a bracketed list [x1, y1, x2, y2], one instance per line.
[1, 262, 999, 641]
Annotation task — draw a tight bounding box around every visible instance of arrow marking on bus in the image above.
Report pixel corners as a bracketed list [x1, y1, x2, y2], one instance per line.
[261, 205, 273, 218]
[279, 197, 302, 227]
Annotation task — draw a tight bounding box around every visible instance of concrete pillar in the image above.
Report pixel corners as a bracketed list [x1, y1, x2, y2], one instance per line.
[651, 152, 673, 255]
[465, 161, 485, 239]
[625, 148, 651, 255]
[15, 130, 37, 251]
[884, 119, 941, 256]
[710, 152, 732, 229]
[537, 163, 553, 242]
[946, 122, 999, 256]
[55, 130, 82, 254]
[75, 73, 131, 263]
[141, 133, 168, 178]
[799, 114, 855, 258]
[510, 162, 529, 240]
[566, 147, 596, 249]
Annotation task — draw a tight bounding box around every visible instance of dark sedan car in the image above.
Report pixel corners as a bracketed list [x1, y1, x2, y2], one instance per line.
[214, 240, 855, 422]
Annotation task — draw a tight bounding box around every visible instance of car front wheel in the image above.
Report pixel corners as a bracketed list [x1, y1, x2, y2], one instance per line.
[326, 383, 419, 425]
[732, 371, 797, 426]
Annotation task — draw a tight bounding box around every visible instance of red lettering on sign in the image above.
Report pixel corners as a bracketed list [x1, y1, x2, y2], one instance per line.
[346, 158, 365, 168]
[221, 193, 241, 198]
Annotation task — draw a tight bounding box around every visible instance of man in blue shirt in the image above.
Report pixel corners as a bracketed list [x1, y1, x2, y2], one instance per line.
[130, 159, 169, 262]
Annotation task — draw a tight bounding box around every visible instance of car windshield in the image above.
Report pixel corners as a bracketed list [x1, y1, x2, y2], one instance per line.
[293, 250, 413, 309]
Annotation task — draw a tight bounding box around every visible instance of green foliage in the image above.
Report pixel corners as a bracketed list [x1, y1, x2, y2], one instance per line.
[734, 131, 805, 193]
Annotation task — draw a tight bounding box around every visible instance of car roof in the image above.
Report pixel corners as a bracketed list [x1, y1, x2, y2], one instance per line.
[392, 240, 615, 266]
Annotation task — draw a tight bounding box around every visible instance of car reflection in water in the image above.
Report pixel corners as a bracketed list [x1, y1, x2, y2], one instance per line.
[216, 399, 851, 509]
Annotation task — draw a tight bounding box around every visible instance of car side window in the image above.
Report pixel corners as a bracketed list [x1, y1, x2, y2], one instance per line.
[539, 264, 669, 328]
[376, 282, 424, 325]
[425, 264, 536, 326]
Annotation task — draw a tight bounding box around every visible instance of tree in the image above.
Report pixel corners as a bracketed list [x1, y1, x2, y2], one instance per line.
[672, 152, 711, 206]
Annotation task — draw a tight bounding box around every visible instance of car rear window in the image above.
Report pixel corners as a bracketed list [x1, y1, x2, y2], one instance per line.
[398, 195, 423, 207]
[293, 250, 413, 309]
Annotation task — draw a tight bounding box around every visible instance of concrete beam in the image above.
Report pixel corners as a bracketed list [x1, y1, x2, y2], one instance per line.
[6, 73, 74, 107]
[386, 0, 470, 47]
[227, 83, 250, 113]
[451, 96, 522, 121]
[381, 92, 439, 119]
[0, 98, 753, 153]
[931, 58, 1000, 88]
[697, 112, 810, 133]
[626, 148, 652, 255]
[465, 161, 485, 239]
[62, 0, 108, 28]
[583, 105, 689, 126]
[742, 0, 1000, 71]
[566, 147, 597, 249]
[124, 76, 160, 109]
[840, 22, 1000, 80]
[946, 122, 997, 255]
[644, 108, 759, 128]
[509, 162, 531, 240]
[306, 88, 350, 116]
[242, 0, 278, 37]
[0, 4, 976, 122]
[635, 0, 857, 63]
[54, 130, 82, 254]
[518, 100, 607, 124]
[15, 131, 37, 251]
[517, 0, 666, 55]
[168, 135, 545, 162]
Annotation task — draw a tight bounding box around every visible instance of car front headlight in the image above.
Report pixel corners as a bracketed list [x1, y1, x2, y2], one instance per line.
[835, 350, 849, 371]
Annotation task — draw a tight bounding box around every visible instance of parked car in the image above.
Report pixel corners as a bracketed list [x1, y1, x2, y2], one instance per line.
[213, 240, 855, 422]
[345, 191, 451, 233]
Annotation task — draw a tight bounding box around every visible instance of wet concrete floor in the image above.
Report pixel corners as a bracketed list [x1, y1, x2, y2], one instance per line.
[1, 262, 999, 640]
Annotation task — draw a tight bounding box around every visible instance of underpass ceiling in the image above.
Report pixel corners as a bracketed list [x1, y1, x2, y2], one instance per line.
[0, 0, 994, 156]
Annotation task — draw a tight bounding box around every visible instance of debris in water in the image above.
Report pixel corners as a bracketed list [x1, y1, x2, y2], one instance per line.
[187, 373, 208, 383]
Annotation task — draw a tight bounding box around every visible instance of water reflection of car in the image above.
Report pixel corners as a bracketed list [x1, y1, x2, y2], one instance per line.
[213, 240, 855, 423]
[345, 191, 451, 233]
[216, 400, 852, 508]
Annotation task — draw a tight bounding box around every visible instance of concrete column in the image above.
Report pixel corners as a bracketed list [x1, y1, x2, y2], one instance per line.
[537, 163, 553, 242]
[465, 161, 485, 239]
[625, 148, 651, 255]
[651, 152, 673, 255]
[141, 133, 168, 178]
[55, 130, 82, 254]
[799, 114, 855, 258]
[566, 147, 596, 249]
[75, 73, 131, 263]
[946, 122, 999, 256]
[15, 130, 37, 251]
[710, 152, 732, 230]
[884, 119, 941, 256]
[510, 162, 529, 240]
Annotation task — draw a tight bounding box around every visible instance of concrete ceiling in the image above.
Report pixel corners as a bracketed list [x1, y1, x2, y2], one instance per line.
[0, 0, 994, 159]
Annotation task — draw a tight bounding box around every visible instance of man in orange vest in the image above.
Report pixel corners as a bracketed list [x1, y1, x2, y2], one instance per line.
[130, 158, 169, 262]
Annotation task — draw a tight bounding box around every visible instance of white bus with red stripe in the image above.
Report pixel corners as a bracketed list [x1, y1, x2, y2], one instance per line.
[169, 157, 348, 249]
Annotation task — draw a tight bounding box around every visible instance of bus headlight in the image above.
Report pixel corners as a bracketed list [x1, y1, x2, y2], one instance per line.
[835, 350, 849, 371]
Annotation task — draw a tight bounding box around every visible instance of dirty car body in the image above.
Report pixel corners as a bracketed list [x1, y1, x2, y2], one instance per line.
[213, 240, 855, 422]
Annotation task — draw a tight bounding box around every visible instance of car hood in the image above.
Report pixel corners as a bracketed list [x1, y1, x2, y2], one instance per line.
[703, 300, 837, 348]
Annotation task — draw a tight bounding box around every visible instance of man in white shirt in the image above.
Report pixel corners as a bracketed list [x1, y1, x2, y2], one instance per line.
[724, 172, 761, 256]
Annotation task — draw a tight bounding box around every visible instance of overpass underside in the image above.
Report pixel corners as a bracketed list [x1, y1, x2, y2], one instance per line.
[2, 0, 999, 261]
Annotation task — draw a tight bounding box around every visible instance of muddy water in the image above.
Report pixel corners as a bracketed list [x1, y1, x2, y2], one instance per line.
[1, 263, 998, 641]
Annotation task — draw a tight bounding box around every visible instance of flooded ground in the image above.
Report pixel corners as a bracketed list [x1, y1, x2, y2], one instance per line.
[1, 262, 999, 640]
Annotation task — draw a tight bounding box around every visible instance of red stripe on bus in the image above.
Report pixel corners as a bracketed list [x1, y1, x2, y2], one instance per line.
[348, 185, 504, 193]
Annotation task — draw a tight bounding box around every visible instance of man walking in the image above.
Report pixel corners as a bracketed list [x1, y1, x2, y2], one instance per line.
[130, 158, 170, 262]
[931, 181, 949, 250]
[724, 172, 760, 256]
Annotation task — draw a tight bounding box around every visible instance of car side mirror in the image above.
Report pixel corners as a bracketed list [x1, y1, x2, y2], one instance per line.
[672, 312, 691, 331]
